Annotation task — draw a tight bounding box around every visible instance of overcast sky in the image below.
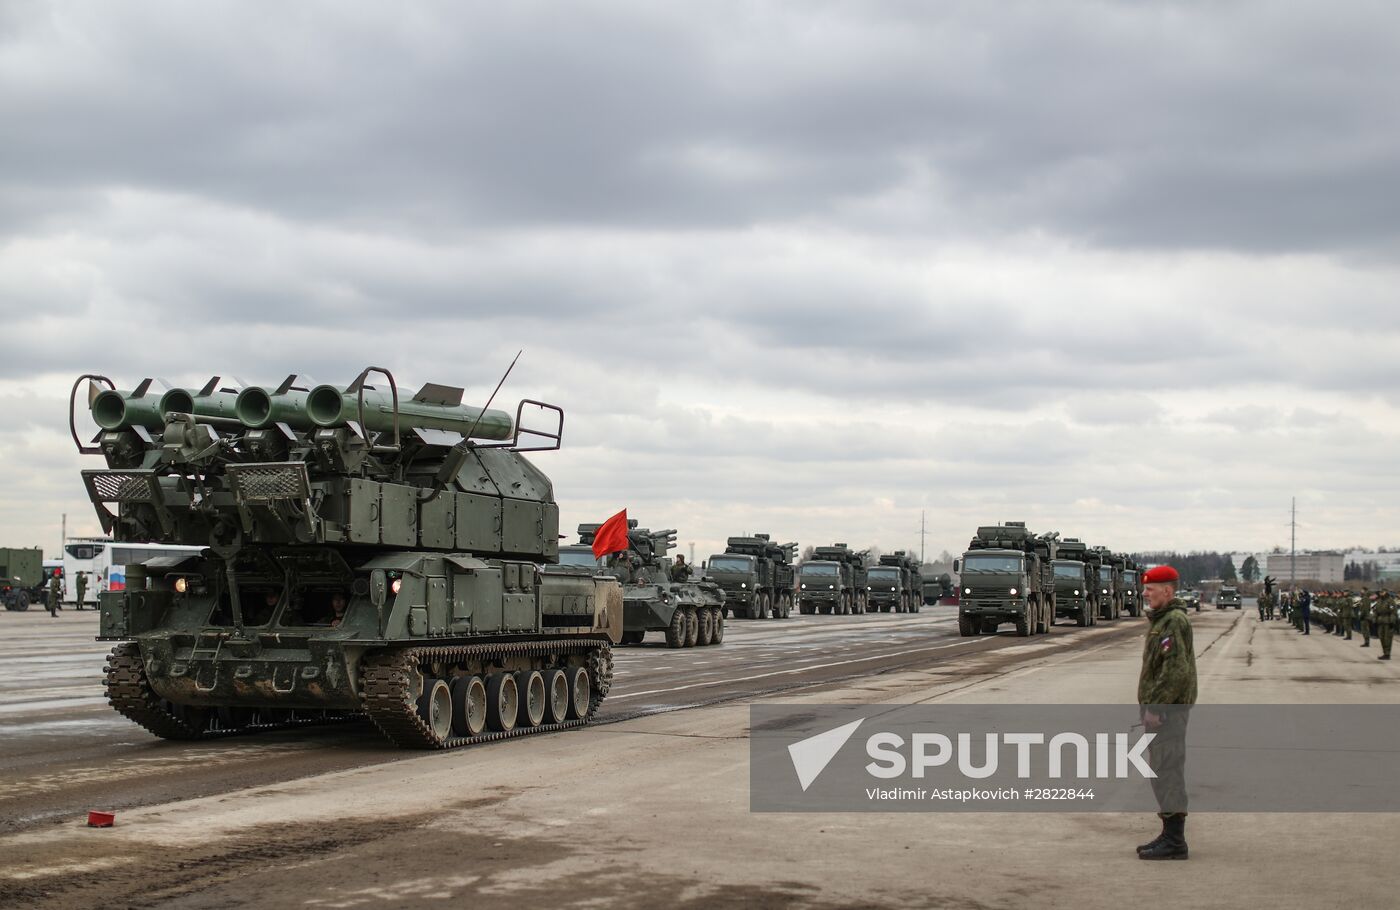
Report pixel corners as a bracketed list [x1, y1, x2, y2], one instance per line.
[3, 0, 1398, 562]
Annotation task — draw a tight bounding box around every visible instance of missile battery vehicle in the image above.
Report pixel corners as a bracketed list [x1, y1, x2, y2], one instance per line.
[73, 370, 621, 749]
[705, 533, 797, 619]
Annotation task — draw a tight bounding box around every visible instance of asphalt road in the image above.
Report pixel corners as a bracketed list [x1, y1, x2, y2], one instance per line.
[0, 606, 1144, 839]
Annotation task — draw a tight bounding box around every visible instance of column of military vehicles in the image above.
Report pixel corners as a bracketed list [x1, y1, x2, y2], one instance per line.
[62, 371, 1151, 752]
[954, 522, 1143, 637]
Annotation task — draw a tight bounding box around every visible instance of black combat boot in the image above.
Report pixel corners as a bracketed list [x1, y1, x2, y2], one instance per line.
[1136, 816, 1168, 855]
[1139, 814, 1188, 860]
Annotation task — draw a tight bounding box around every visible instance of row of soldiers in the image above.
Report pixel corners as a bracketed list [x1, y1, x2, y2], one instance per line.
[1271, 584, 1396, 660]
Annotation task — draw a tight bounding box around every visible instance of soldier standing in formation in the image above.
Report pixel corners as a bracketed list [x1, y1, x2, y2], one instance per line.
[46, 573, 61, 617]
[1136, 564, 1197, 861]
[1298, 588, 1312, 634]
[74, 571, 88, 611]
[1358, 590, 1372, 647]
[1375, 590, 1396, 661]
[1338, 591, 1353, 639]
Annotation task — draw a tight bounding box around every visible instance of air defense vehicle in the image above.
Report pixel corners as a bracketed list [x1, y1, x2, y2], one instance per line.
[578, 522, 725, 647]
[705, 533, 796, 619]
[798, 544, 868, 615]
[1216, 585, 1242, 610]
[71, 370, 621, 749]
[1120, 561, 1144, 617]
[1050, 538, 1099, 627]
[867, 551, 922, 613]
[922, 573, 957, 606]
[1, 547, 42, 611]
[955, 522, 1057, 636]
[1092, 547, 1125, 620]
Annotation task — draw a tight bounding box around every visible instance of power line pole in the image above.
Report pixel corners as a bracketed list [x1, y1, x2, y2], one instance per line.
[61, 513, 66, 557]
[919, 511, 927, 565]
[1290, 497, 1296, 593]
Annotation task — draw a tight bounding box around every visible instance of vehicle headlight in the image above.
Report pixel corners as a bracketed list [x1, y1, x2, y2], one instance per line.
[801, 583, 806, 590]
[1009, 588, 1018, 596]
[740, 582, 747, 589]
[1073, 589, 1080, 596]
[829, 585, 835, 590]
[964, 587, 971, 595]
[1102, 589, 1108, 595]
[174, 577, 188, 594]
[890, 587, 896, 591]
[392, 578, 403, 595]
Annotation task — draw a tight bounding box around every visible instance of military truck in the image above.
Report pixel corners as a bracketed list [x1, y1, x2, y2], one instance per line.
[1120, 561, 1143, 618]
[1, 547, 43, 611]
[922, 573, 957, 606]
[72, 370, 621, 749]
[955, 522, 1057, 637]
[867, 551, 922, 613]
[1091, 547, 1125, 621]
[579, 522, 726, 647]
[1050, 538, 1099, 627]
[705, 533, 796, 620]
[798, 544, 868, 615]
[1217, 585, 1242, 610]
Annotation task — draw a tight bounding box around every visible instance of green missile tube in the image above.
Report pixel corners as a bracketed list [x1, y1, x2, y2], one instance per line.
[305, 384, 514, 440]
[90, 386, 166, 431]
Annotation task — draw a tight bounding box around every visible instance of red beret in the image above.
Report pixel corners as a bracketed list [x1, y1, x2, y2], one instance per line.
[1143, 565, 1179, 583]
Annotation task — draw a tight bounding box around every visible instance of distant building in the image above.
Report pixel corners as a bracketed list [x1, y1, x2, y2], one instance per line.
[1266, 552, 1344, 584]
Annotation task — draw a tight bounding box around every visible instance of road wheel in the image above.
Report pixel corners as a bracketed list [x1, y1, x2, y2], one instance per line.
[684, 608, 699, 647]
[566, 665, 591, 720]
[778, 593, 790, 619]
[711, 608, 725, 644]
[515, 670, 546, 728]
[753, 593, 768, 620]
[450, 675, 487, 737]
[958, 616, 976, 637]
[1015, 613, 1030, 637]
[543, 669, 570, 724]
[665, 608, 687, 648]
[486, 673, 519, 732]
[697, 607, 715, 645]
[1076, 607, 1088, 627]
[416, 677, 453, 743]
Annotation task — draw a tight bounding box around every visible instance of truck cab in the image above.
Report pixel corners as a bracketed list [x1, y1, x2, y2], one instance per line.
[1051, 559, 1096, 626]
[957, 550, 1034, 634]
[1217, 585, 1242, 610]
[798, 561, 848, 615]
[705, 553, 761, 614]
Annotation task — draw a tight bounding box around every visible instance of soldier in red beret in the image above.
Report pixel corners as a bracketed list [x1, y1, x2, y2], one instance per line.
[1136, 564, 1197, 860]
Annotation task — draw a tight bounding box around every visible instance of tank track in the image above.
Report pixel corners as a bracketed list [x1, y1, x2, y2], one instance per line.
[359, 639, 613, 750]
[104, 642, 353, 741]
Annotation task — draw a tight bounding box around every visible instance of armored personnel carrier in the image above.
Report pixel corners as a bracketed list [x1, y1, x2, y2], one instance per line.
[868, 551, 922, 614]
[705, 533, 796, 619]
[577, 522, 725, 647]
[956, 522, 1058, 636]
[71, 370, 621, 749]
[798, 544, 869, 615]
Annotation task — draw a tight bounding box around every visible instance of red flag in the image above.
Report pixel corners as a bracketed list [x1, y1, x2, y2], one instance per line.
[591, 509, 630, 559]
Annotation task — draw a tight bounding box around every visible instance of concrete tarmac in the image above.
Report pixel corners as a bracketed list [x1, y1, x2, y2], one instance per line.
[1, 606, 1395, 908]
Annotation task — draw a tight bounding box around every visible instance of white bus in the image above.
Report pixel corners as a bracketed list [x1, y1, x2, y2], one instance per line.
[62, 537, 204, 602]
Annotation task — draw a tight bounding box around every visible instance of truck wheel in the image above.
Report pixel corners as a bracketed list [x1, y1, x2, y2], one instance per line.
[697, 608, 715, 645]
[757, 593, 771, 620]
[665, 609, 687, 648]
[958, 616, 976, 637]
[1076, 608, 1087, 627]
[779, 593, 792, 619]
[710, 608, 725, 644]
[684, 608, 699, 647]
[1015, 614, 1030, 637]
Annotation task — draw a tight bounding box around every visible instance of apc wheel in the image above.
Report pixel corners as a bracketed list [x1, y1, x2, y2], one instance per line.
[486, 672, 519, 732]
[515, 670, 547, 728]
[684, 608, 699, 647]
[450, 675, 488, 737]
[543, 669, 570, 724]
[417, 677, 453, 743]
[697, 607, 715, 645]
[665, 608, 687, 648]
[567, 665, 591, 720]
[711, 608, 725, 644]
[620, 630, 645, 646]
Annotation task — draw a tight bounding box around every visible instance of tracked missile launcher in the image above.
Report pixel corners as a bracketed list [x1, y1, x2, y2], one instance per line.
[71, 369, 621, 750]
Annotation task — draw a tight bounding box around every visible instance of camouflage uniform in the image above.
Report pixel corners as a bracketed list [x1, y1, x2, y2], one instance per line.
[1359, 594, 1372, 648]
[1338, 593, 1353, 639]
[46, 575, 61, 617]
[669, 558, 692, 583]
[1138, 597, 1196, 813]
[1375, 592, 1396, 661]
[75, 572, 88, 611]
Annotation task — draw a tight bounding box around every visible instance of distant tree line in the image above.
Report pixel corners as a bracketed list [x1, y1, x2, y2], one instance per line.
[1129, 552, 1240, 586]
[1345, 561, 1380, 582]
